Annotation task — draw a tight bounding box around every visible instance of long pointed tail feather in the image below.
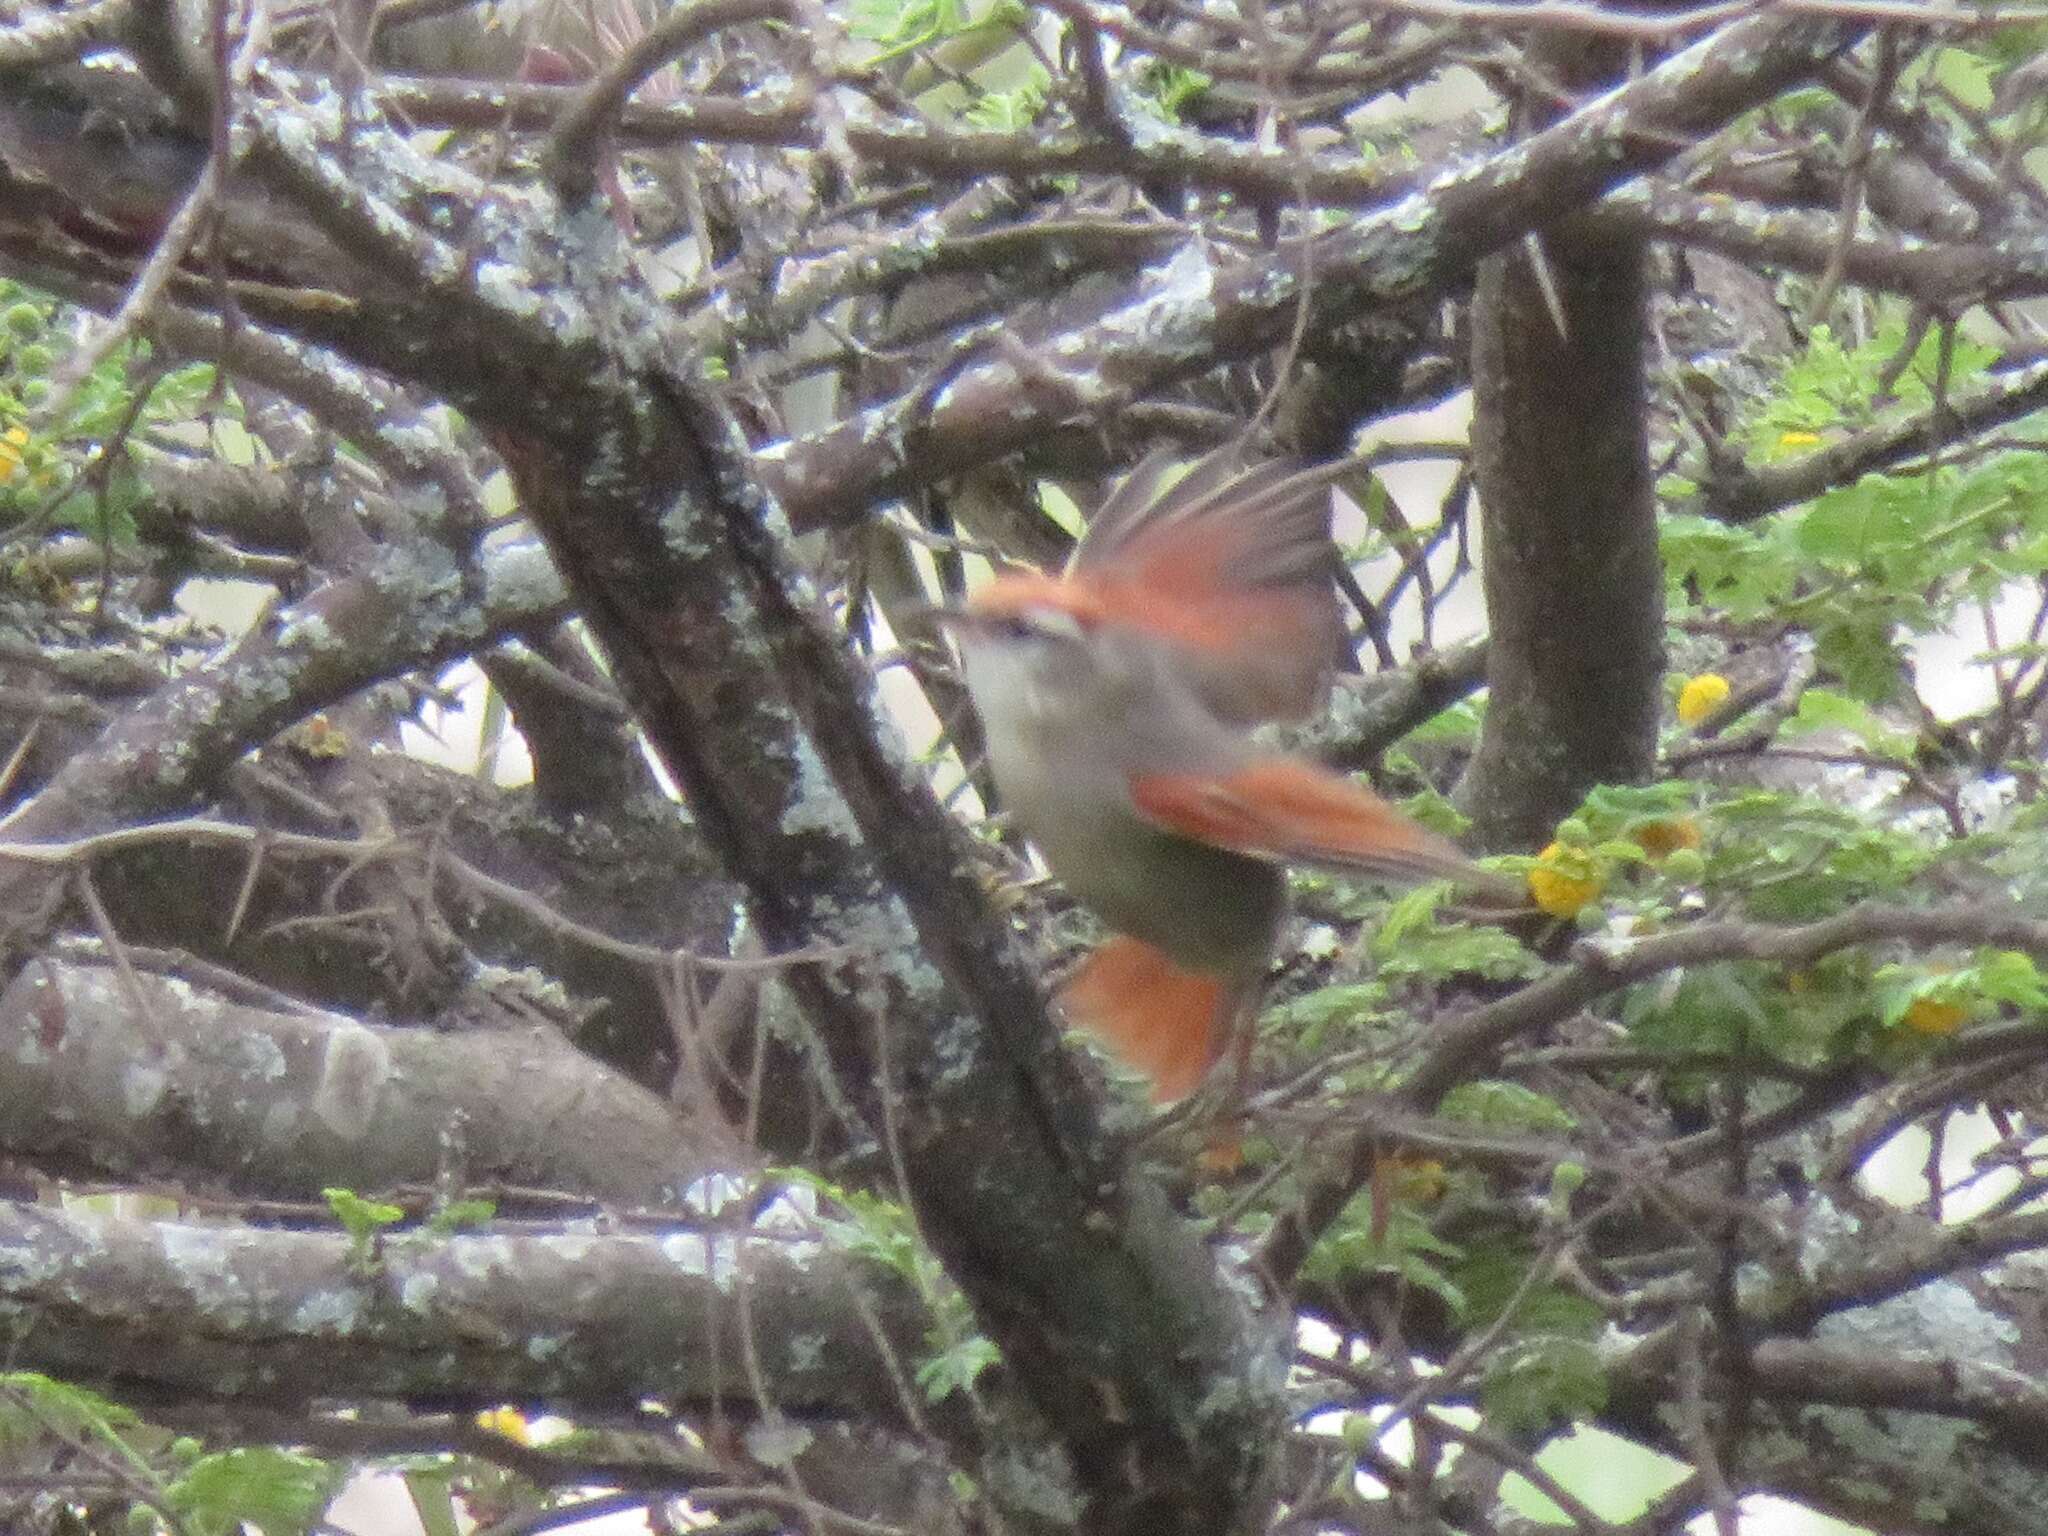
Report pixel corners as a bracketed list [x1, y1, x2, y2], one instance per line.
[1061, 936, 1237, 1104]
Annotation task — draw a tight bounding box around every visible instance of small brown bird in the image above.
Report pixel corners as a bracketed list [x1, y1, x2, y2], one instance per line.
[942, 453, 1505, 1102]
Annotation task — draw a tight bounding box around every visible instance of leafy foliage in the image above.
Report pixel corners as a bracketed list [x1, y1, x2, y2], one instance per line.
[1303, 1188, 1469, 1316]
[168, 1448, 337, 1536]
[1667, 319, 2048, 705]
[779, 1169, 999, 1404]
[0, 280, 218, 559]
[0, 1375, 340, 1536]
[1371, 883, 1546, 983]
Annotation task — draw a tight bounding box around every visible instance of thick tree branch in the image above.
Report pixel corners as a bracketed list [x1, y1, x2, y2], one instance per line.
[765, 11, 1861, 528]
[1673, 357, 2048, 526]
[0, 537, 563, 841]
[0, 960, 733, 1200]
[0, 1198, 931, 1431]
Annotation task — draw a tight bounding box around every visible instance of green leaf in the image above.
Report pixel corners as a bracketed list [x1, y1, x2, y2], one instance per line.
[1812, 617, 1905, 704]
[1660, 513, 1788, 619]
[1302, 1196, 1467, 1314]
[1376, 882, 1452, 948]
[402, 1468, 465, 1536]
[1931, 46, 1995, 109]
[1405, 698, 1483, 747]
[848, 0, 965, 43]
[0, 1372, 144, 1468]
[1974, 949, 2048, 1010]
[1547, 1162, 1586, 1219]
[1712, 786, 1933, 921]
[1480, 1335, 1607, 1436]
[1781, 688, 1915, 758]
[1796, 480, 1916, 563]
[1440, 1081, 1576, 1132]
[963, 63, 1049, 129]
[324, 1187, 405, 1275]
[426, 1198, 497, 1236]
[1400, 785, 1471, 839]
[916, 1334, 1000, 1402]
[1373, 908, 1546, 984]
[1453, 1246, 1607, 1432]
[1577, 782, 1700, 826]
[1134, 60, 1213, 121]
[774, 1169, 995, 1400]
[168, 1448, 334, 1536]
[1268, 982, 1393, 1057]
[323, 1187, 404, 1242]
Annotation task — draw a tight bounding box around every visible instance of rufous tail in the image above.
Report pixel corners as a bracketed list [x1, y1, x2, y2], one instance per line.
[1060, 936, 1231, 1103]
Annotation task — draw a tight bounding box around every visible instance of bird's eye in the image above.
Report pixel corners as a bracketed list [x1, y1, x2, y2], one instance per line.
[1031, 608, 1088, 642]
[971, 607, 1087, 646]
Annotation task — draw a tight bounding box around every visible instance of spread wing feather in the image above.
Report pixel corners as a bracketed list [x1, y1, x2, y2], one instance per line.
[1065, 452, 1365, 723]
[1128, 757, 1510, 891]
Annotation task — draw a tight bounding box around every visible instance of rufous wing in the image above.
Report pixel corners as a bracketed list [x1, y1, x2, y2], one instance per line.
[1069, 455, 1356, 724]
[1129, 756, 1509, 891]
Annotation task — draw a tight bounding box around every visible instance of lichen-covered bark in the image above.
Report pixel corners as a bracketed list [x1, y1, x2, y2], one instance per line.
[488, 382, 1290, 1534]
[1602, 1214, 2048, 1536]
[0, 1199, 927, 1427]
[0, 961, 732, 1201]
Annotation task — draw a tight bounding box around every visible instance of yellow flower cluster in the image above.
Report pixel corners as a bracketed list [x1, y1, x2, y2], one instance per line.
[473, 1406, 532, 1445]
[1676, 673, 1731, 727]
[0, 424, 30, 482]
[1901, 998, 1968, 1036]
[1528, 842, 1603, 918]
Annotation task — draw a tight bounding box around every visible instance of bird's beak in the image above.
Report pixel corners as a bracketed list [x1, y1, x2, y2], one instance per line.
[897, 605, 988, 667]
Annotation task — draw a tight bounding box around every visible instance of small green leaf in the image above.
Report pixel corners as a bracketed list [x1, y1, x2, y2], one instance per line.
[324, 1187, 404, 1275]
[1303, 1193, 1467, 1314]
[1440, 1081, 1576, 1132]
[1480, 1335, 1607, 1435]
[1373, 911, 1546, 984]
[1975, 950, 2048, 1009]
[916, 1334, 1001, 1402]
[168, 1447, 334, 1536]
[1547, 1162, 1586, 1218]
[323, 1188, 404, 1242]
[0, 1372, 145, 1472]
[426, 1199, 497, 1236]
[1781, 688, 1915, 758]
[1931, 46, 1995, 109]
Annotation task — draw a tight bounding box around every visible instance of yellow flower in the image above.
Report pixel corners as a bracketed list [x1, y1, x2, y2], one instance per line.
[1902, 998, 1968, 1036]
[1632, 816, 1702, 859]
[0, 424, 29, 482]
[474, 1407, 532, 1445]
[1676, 673, 1731, 727]
[1528, 842, 1603, 918]
[1777, 429, 1823, 448]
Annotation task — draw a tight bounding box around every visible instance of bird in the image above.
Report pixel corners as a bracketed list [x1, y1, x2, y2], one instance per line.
[940, 451, 1510, 1104]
